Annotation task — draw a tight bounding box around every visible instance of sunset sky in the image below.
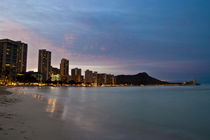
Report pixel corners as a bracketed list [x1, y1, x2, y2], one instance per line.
[0, 0, 210, 83]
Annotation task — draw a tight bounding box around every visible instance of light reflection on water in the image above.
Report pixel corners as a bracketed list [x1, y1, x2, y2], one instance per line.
[46, 98, 56, 113]
[15, 86, 210, 140]
[17, 90, 65, 119]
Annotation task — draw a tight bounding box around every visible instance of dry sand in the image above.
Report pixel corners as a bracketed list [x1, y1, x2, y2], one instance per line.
[0, 87, 67, 140]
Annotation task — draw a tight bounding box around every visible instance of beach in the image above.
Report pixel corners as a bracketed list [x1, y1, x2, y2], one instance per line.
[0, 87, 65, 140]
[0, 86, 210, 140]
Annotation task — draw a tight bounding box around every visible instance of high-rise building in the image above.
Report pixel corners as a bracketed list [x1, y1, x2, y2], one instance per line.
[16, 41, 27, 73]
[71, 68, 82, 83]
[0, 39, 27, 74]
[38, 49, 51, 81]
[93, 72, 98, 84]
[60, 58, 69, 82]
[96, 73, 107, 85]
[85, 69, 93, 83]
[60, 58, 69, 77]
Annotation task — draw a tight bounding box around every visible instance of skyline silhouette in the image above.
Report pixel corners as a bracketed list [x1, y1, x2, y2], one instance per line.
[0, 0, 209, 83]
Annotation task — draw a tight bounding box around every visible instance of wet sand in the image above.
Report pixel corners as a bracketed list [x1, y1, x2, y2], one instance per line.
[0, 87, 65, 140]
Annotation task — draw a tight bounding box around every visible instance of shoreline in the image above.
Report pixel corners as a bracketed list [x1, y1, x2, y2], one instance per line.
[0, 82, 200, 88]
[0, 86, 208, 140]
[0, 87, 65, 140]
[0, 87, 13, 95]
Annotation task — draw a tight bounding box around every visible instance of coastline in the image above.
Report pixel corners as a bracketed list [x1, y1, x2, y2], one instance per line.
[0, 87, 65, 140]
[0, 87, 13, 95]
[0, 86, 209, 140]
[0, 82, 200, 88]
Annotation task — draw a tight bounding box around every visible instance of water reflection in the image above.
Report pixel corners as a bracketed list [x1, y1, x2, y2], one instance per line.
[46, 98, 56, 113]
[18, 90, 65, 119]
[17, 88, 105, 134]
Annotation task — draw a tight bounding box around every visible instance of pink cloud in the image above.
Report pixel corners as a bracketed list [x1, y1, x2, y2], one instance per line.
[0, 21, 131, 74]
[64, 34, 77, 45]
[2, 21, 195, 76]
[100, 46, 106, 51]
[0, 21, 73, 71]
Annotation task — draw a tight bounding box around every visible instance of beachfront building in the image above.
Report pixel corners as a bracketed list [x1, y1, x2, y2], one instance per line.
[0, 39, 27, 76]
[96, 73, 115, 86]
[85, 70, 93, 84]
[38, 49, 51, 81]
[26, 71, 43, 82]
[106, 74, 115, 85]
[60, 58, 69, 82]
[51, 74, 61, 82]
[71, 68, 82, 83]
[50, 66, 61, 82]
[93, 72, 98, 84]
[51, 66, 60, 75]
[16, 71, 44, 84]
[96, 73, 106, 85]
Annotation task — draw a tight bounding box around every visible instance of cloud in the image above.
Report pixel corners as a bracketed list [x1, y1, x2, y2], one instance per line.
[100, 46, 106, 51]
[1, 0, 210, 82]
[0, 20, 130, 74]
[64, 34, 77, 46]
[0, 21, 73, 71]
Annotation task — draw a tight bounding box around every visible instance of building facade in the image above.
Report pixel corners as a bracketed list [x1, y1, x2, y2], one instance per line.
[38, 49, 51, 81]
[96, 73, 115, 85]
[50, 66, 61, 82]
[16, 41, 27, 73]
[60, 59, 69, 76]
[51, 74, 61, 82]
[51, 66, 60, 75]
[96, 73, 107, 85]
[85, 70, 93, 84]
[0, 39, 27, 75]
[71, 68, 82, 83]
[60, 58, 69, 82]
[106, 74, 115, 85]
[93, 72, 98, 84]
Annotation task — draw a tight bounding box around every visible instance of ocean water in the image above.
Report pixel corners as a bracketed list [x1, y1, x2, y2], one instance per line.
[20, 86, 210, 140]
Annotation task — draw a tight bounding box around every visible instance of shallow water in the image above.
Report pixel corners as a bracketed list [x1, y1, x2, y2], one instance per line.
[19, 86, 210, 140]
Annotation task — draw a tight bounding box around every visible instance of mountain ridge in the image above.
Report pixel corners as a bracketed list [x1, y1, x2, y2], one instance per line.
[115, 72, 169, 85]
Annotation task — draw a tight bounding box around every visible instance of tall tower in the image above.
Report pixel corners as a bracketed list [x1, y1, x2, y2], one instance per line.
[60, 58, 69, 82]
[85, 69, 93, 83]
[16, 41, 28, 73]
[60, 58, 69, 77]
[38, 49, 51, 81]
[0, 39, 27, 74]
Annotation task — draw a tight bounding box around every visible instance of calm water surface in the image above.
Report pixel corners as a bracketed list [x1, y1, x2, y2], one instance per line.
[20, 86, 210, 140]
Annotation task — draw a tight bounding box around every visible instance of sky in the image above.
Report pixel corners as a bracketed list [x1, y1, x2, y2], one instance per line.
[0, 0, 210, 83]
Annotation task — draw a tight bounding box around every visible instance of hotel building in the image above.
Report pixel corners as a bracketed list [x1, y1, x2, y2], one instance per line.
[60, 59, 69, 76]
[96, 73, 115, 85]
[85, 69, 93, 84]
[60, 58, 69, 82]
[71, 68, 82, 83]
[0, 39, 27, 74]
[38, 49, 51, 81]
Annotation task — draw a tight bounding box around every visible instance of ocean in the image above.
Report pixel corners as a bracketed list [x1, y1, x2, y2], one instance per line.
[19, 85, 210, 140]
